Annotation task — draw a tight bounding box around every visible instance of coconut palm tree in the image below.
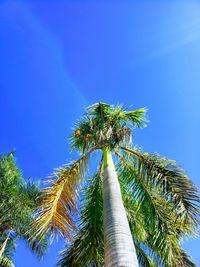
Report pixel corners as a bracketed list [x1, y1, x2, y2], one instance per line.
[32, 103, 199, 267]
[0, 152, 48, 266]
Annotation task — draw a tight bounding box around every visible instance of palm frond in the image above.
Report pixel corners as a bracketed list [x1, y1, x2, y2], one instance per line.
[135, 243, 160, 267]
[117, 169, 148, 242]
[116, 153, 197, 267]
[175, 249, 197, 267]
[117, 156, 172, 236]
[58, 168, 103, 267]
[31, 150, 94, 242]
[0, 255, 15, 267]
[87, 102, 114, 118]
[19, 229, 48, 259]
[117, 162, 168, 266]
[120, 107, 148, 128]
[121, 147, 200, 227]
[0, 154, 40, 233]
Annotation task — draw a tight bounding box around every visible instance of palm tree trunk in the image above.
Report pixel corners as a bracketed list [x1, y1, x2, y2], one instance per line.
[0, 236, 9, 260]
[103, 147, 139, 267]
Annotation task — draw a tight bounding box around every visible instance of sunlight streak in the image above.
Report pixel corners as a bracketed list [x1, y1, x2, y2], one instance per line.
[1, 0, 89, 106]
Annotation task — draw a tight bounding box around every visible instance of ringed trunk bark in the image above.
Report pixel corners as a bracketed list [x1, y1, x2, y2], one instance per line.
[103, 147, 139, 267]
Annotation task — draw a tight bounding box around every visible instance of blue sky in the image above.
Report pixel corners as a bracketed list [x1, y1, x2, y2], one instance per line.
[1, 0, 200, 266]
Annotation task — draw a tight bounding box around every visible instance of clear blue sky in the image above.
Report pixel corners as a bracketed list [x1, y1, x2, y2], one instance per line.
[1, 0, 200, 266]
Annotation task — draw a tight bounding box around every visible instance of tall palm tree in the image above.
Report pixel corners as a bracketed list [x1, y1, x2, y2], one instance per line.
[0, 152, 48, 267]
[32, 103, 199, 267]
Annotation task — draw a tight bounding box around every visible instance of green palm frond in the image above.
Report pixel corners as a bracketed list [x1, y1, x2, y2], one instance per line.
[118, 170, 148, 242]
[58, 170, 103, 267]
[116, 154, 198, 267]
[0, 153, 21, 232]
[0, 255, 15, 267]
[0, 154, 39, 233]
[145, 231, 197, 267]
[19, 180, 41, 206]
[118, 171, 163, 267]
[117, 157, 173, 235]
[117, 151, 198, 267]
[118, 165, 166, 266]
[17, 180, 48, 259]
[135, 243, 160, 267]
[87, 102, 113, 118]
[20, 229, 48, 259]
[121, 147, 200, 227]
[120, 107, 148, 128]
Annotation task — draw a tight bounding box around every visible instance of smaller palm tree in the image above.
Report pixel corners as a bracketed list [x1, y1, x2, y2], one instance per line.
[31, 103, 200, 267]
[0, 152, 48, 267]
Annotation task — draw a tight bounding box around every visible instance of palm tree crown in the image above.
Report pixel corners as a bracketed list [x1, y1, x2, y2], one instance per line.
[31, 103, 200, 267]
[0, 152, 48, 266]
[71, 102, 147, 153]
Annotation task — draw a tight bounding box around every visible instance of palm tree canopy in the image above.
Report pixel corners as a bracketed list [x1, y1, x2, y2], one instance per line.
[31, 103, 200, 266]
[0, 152, 48, 266]
[71, 102, 147, 153]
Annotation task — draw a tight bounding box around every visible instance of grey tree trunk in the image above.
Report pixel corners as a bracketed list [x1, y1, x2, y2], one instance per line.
[103, 148, 139, 267]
